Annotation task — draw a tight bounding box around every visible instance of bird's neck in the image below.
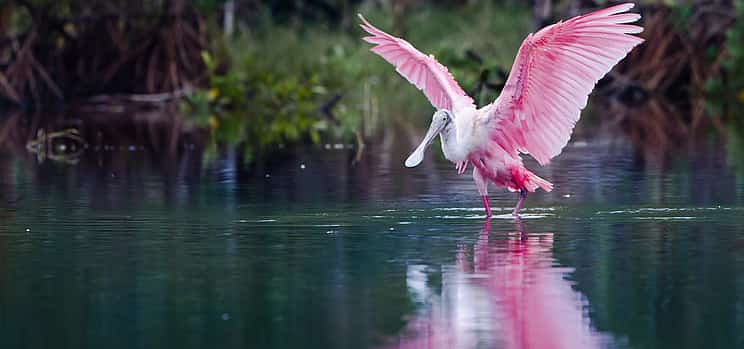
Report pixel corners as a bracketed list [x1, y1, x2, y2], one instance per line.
[440, 123, 466, 162]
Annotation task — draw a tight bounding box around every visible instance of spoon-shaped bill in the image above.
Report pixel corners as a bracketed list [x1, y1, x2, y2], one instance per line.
[405, 119, 446, 167]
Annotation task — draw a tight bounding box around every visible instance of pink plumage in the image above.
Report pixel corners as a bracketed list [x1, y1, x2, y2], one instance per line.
[358, 14, 474, 111]
[361, 3, 644, 216]
[381, 228, 610, 349]
[486, 2, 644, 165]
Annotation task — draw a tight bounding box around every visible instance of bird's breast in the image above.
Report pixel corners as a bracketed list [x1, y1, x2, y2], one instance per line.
[440, 112, 486, 163]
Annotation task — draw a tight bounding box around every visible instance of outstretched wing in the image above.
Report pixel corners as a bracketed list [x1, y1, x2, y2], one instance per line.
[484, 3, 644, 165]
[359, 14, 474, 112]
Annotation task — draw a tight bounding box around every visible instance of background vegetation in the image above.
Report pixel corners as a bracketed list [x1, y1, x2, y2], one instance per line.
[0, 0, 743, 166]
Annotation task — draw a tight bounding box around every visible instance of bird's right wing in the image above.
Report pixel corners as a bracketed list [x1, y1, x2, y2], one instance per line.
[359, 14, 474, 112]
[483, 3, 644, 165]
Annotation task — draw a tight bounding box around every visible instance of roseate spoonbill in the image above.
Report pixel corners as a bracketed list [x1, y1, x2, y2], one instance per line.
[360, 3, 644, 217]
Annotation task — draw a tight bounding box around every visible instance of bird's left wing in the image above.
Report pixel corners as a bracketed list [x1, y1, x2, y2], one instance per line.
[483, 3, 644, 165]
[359, 15, 474, 111]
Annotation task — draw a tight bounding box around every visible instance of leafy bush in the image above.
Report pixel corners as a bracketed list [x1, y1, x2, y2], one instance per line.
[725, 0, 744, 106]
[182, 2, 531, 164]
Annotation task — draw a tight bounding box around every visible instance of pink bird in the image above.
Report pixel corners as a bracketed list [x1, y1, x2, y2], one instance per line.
[360, 3, 644, 217]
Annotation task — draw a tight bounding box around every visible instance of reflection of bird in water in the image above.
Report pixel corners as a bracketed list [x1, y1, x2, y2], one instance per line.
[360, 3, 644, 216]
[384, 218, 610, 349]
[475, 219, 611, 349]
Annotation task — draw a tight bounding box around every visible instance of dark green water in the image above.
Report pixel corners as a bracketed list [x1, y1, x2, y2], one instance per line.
[1, 140, 743, 349]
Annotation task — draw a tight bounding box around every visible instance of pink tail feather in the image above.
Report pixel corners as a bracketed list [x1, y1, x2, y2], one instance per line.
[525, 171, 553, 192]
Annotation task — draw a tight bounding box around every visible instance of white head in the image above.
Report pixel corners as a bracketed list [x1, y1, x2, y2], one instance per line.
[405, 110, 453, 167]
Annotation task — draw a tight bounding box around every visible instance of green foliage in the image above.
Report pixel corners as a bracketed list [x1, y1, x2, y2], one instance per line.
[724, 0, 744, 103]
[183, 46, 338, 163]
[182, 2, 531, 164]
[191, 0, 227, 12]
[708, 0, 744, 116]
[722, 0, 744, 168]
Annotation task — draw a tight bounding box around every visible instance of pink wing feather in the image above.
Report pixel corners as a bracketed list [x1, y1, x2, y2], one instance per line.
[359, 14, 474, 111]
[485, 3, 644, 165]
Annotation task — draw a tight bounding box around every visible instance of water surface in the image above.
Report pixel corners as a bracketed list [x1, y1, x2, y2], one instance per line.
[1, 138, 743, 349]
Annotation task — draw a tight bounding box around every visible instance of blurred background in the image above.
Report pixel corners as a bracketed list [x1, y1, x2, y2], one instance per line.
[1, 1, 744, 349]
[0, 0, 742, 169]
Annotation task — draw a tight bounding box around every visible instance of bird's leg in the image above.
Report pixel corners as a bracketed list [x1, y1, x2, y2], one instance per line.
[473, 166, 491, 217]
[512, 189, 527, 217]
[482, 195, 492, 217]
